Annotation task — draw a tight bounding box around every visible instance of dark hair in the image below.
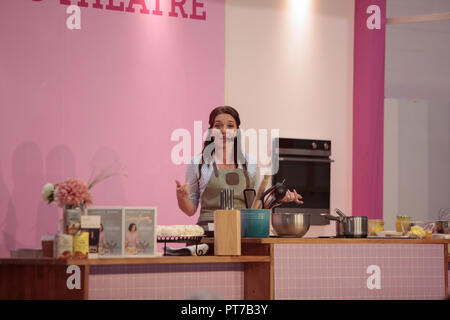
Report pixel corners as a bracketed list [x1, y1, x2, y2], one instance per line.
[197, 106, 247, 182]
[128, 223, 137, 232]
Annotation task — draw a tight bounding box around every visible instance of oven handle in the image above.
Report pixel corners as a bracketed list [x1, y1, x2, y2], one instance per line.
[279, 156, 334, 163]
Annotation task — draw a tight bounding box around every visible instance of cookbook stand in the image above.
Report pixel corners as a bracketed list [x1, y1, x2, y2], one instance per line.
[157, 235, 205, 256]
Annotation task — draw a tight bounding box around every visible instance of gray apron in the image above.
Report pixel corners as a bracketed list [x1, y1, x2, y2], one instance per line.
[197, 161, 255, 232]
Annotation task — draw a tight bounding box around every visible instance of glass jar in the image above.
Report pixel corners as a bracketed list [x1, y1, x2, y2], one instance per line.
[368, 219, 384, 236]
[395, 216, 405, 233]
[403, 216, 411, 233]
[396, 215, 411, 234]
[374, 220, 384, 232]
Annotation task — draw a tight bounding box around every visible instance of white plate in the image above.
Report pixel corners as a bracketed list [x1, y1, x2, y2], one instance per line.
[375, 230, 403, 237]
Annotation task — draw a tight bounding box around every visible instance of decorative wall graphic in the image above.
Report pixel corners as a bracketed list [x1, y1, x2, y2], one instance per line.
[32, 0, 207, 28]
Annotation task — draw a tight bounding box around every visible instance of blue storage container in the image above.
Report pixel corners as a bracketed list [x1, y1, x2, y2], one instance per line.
[240, 209, 270, 238]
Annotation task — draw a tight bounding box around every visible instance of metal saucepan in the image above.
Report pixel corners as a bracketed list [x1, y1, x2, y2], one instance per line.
[435, 221, 450, 234]
[321, 209, 368, 238]
[436, 208, 450, 234]
[271, 212, 311, 237]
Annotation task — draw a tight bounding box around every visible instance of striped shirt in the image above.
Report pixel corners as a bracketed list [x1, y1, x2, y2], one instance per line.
[185, 154, 261, 212]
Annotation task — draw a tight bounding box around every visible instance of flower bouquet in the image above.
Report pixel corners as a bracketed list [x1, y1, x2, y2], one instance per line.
[41, 166, 127, 235]
[41, 178, 93, 209]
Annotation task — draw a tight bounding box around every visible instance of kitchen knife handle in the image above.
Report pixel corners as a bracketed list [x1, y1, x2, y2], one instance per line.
[224, 189, 229, 209]
[220, 190, 225, 209]
[229, 188, 234, 209]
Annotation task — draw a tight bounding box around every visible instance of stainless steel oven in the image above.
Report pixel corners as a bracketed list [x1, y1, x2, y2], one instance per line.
[272, 138, 333, 225]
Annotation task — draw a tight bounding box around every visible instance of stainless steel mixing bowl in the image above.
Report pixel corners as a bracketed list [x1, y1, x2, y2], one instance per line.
[271, 212, 311, 237]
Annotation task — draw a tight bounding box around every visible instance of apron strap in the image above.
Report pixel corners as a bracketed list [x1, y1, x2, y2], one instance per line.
[243, 166, 250, 189]
[212, 161, 219, 178]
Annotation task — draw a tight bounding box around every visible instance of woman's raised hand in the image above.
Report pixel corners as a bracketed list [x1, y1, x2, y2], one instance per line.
[281, 189, 303, 205]
[175, 180, 190, 200]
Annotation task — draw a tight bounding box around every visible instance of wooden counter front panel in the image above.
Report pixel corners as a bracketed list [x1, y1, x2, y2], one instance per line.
[244, 244, 274, 300]
[0, 264, 86, 300]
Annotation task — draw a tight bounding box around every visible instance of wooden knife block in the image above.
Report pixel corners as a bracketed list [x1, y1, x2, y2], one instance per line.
[214, 209, 241, 256]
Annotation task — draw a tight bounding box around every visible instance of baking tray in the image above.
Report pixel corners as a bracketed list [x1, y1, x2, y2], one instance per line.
[157, 235, 204, 256]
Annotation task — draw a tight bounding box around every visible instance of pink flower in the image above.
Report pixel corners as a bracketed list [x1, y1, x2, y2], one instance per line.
[54, 178, 93, 208]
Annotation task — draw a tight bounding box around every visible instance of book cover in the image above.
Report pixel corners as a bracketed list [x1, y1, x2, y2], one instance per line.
[87, 207, 123, 256]
[81, 215, 101, 258]
[123, 207, 157, 257]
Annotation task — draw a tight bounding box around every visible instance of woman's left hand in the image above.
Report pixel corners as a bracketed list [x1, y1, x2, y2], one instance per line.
[281, 189, 303, 204]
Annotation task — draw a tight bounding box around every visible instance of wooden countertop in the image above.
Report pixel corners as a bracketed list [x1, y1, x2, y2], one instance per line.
[0, 255, 270, 266]
[203, 237, 450, 244]
[2, 237, 448, 267]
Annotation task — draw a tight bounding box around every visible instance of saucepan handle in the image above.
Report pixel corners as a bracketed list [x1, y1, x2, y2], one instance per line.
[320, 213, 341, 222]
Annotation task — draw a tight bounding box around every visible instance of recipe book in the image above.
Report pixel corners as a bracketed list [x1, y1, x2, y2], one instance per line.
[123, 207, 157, 257]
[81, 215, 101, 259]
[87, 207, 123, 257]
[87, 206, 157, 257]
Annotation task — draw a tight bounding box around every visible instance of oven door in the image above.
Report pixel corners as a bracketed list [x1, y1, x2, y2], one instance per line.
[273, 156, 332, 225]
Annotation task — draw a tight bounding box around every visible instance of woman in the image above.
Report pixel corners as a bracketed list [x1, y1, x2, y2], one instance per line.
[125, 223, 140, 252]
[99, 223, 107, 254]
[175, 106, 303, 232]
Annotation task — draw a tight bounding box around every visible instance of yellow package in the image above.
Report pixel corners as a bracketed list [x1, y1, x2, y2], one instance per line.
[73, 232, 89, 259]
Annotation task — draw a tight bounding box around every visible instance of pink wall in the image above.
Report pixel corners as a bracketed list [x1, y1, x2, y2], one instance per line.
[353, 0, 386, 219]
[225, 0, 355, 236]
[0, 0, 225, 257]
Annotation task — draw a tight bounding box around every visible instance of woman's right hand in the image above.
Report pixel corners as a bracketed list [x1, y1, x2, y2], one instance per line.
[175, 180, 190, 201]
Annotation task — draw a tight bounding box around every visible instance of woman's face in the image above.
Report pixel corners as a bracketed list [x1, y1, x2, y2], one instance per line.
[211, 113, 237, 147]
[130, 224, 136, 232]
